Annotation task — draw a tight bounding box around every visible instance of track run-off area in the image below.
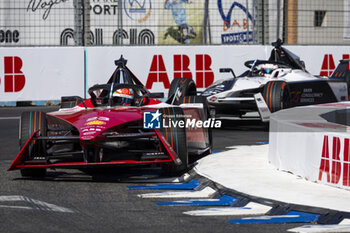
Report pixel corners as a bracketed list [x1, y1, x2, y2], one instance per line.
[1, 106, 347, 233]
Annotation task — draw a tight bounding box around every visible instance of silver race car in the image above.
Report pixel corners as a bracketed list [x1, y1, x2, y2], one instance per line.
[168, 40, 349, 119]
[202, 39, 349, 117]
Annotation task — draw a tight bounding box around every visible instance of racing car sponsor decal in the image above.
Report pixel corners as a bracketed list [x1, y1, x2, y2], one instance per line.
[86, 120, 106, 126]
[86, 116, 110, 122]
[254, 93, 271, 122]
[289, 82, 337, 106]
[143, 110, 221, 129]
[201, 79, 236, 97]
[209, 96, 218, 102]
[85, 116, 110, 126]
[319, 135, 350, 187]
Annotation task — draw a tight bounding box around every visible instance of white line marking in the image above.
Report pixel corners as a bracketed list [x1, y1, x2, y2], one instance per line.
[138, 187, 215, 198]
[0, 117, 20, 120]
[0, 205, 33, 210]
[0, 195, 74, 213]
[288, 224, 350, 233]
[127, 173, 191, 183]
[183, 202, 272, 216]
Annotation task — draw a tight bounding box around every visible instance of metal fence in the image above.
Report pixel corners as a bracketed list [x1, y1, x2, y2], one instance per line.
[0, 0, 349, 46]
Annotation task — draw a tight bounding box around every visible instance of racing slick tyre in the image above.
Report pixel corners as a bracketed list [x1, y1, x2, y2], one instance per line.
[159, 107, 188, 174]
[168, 78, 197, 101]
[179, 96, 209, 118]
[179, 95, 213, 153]
[262, 81, 291, 113]
[19, 111, 47, 177]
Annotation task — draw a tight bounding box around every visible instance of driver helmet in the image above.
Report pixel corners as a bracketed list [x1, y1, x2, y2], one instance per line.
[113, 88, 134, 106]
[259, 64, 278, 77]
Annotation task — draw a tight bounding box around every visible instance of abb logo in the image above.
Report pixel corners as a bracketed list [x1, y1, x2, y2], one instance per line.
[320, 54, 350, 76]
[318, 135, 350, 186]
[146, 54, 214, 89]
[1, 56, 26, 92]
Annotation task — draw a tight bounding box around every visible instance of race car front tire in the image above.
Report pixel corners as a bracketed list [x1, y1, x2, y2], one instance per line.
[179, 95, 209, 119]
[179, 95, 213, 153]
[262, 81, 290, 113]
[168, 78, 197, 102]
[19, 111, 47, 177]
[159, 107, 188, 174]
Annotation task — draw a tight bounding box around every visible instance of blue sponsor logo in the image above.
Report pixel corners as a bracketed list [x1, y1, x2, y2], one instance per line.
[221, 31, 253, 44]
[217, 1, 253, 26]
[143, 110, 161, 129]
[124, 0, 152, 22]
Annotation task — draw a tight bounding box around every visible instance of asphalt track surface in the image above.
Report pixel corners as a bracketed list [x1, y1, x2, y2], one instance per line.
[0, 106, 304, 233]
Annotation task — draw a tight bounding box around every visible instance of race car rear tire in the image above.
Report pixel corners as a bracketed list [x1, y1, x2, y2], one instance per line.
[168, 78, 197, 101]
[159, 107, 188, 174]
[179, 95, 213, 152]
[19, 111, 47, 177]
[262, 81, 290, 113]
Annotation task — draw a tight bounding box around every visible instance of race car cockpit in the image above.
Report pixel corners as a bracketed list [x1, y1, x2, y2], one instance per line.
[88, 83, 147, 107]
[243, 59, 290, 78]
[87, 56, 163, 107]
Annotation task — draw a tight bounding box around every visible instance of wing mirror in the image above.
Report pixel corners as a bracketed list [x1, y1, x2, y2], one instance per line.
[219, 68, 236, 78]
[60, 96, 87, 109]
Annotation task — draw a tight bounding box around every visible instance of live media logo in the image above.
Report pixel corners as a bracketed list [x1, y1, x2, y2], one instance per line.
[143, 110, 161, 129]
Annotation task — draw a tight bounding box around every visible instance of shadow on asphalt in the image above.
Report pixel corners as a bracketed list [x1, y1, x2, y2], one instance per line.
[218, 118, 269, 131]
[12, 166, 185, 183]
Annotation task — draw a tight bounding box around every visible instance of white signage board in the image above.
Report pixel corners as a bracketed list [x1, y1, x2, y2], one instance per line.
[0, 45, 349, 102]
[0, 47, 84, 101]
[85, 45, 267, 96]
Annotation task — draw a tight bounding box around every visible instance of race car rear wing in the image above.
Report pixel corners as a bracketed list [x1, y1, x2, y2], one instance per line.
[330, 59, 350, 81]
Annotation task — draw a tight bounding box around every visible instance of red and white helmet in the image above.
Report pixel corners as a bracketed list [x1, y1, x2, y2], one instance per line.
[113, 88, 134, 105]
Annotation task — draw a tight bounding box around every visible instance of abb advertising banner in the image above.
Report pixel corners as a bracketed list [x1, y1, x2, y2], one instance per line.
[270, 131, 350, 191]
[86, 45, 350, 95]
[85, 45, 267, 95]
[1, 45, 350, 102]
[0, 47, 84, 102]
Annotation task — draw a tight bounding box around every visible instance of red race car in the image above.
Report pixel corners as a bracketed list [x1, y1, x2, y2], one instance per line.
[9, 56, 213, 177]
